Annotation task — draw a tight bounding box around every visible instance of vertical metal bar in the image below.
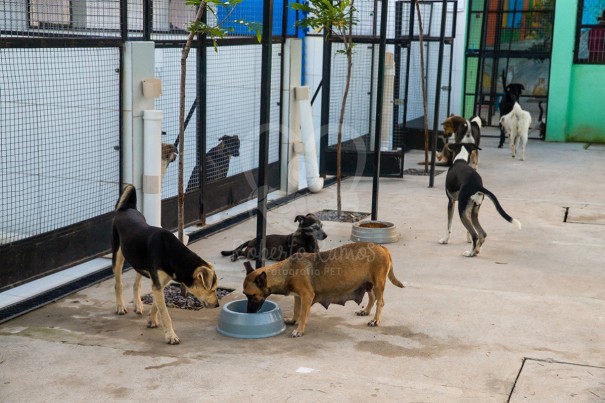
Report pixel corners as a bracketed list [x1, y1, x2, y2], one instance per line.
[489, 0, 505, 125]
[462, 0, 472, 117]
[403, 2, 415, 128]
[119, 0, 127, 187]
[428, 0, 449, 188]
[198, 23, 208, 224]
[278, 0, 289, 180]
[368, 0, 379, 138]
[255, 0, 274, 269]
[473, 0, 489, 117]
[371, 0, 389, 220]
[143, 0, 152, 41]
[392, 2, 403, 149]
[319, 35, 332, 176]
[446, 1, 457, 116]
[120, 0, 128, 41]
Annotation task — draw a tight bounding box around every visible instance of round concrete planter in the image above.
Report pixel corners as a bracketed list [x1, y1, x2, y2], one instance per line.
[350, 220, 399, 244]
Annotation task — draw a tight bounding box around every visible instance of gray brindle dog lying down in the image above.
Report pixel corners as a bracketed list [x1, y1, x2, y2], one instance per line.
[221, 213, 327, 261]
[439, 143, 522, 257]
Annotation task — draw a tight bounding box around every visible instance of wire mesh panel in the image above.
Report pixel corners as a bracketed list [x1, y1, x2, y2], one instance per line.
[150, 0, 288, 227]
[323, 0, 455, 159]
[0, 0, 123, 38]
[327, 43, 375, 151]
[0, 48, 120, 244]
[0, 47, 120, 290]
[392, 0, 456, 150]
[464, 0, 554, 132]
[203, 44, 281, 186]
[154, 47, 198, 199]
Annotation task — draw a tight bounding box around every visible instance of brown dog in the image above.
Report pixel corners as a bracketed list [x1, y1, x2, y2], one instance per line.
[161, 143, 177, 178]
[242, 242, 404, 337]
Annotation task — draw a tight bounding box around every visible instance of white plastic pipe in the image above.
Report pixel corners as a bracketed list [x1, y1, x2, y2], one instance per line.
[295, 86, 324, 193]
[142, 110, 163, 227]
[381, 52, 395, 151]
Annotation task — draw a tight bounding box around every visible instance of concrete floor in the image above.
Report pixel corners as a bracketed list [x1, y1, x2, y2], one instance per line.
[1, 135, 605, 402]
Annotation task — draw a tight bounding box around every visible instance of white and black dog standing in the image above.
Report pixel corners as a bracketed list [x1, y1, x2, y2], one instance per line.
[439, 144, 522, 257]
[500, 102, 531, 161]
[498, 70, 525, 148]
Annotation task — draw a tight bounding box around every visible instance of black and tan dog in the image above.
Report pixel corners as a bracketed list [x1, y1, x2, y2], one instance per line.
[186, 134, 241, 191]
[221, 213, 327, 261]
[439, 144, 521, 257]
[243, 242, 404, 337]
[441, 114, 467, 141]
[112, 184, 219, 344]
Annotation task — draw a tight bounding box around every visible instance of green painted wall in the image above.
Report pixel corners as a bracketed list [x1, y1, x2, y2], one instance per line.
[547, 0, 605, 143]
[567, 66, 605, 142]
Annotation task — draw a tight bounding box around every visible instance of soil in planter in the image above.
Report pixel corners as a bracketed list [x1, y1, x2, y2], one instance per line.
[313, 210, 370, 223]
[142, 284, 233, 310]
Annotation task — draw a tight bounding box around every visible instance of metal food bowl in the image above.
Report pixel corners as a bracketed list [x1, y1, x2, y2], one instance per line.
[350, 220, 400, 244]
[216, 299, 286, 339]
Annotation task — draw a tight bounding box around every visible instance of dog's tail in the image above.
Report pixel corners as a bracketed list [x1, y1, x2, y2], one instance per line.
[220, 241, 247, 257]
[383, 249, 404, 288]
[115, 184, 137, 212]
[480, 187, 522, 229]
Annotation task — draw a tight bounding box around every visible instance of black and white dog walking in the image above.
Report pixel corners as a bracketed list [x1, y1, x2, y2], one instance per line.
[221, 213, 327, 261]
[499, 70, 525, 148]
[439, 144, 522, 257]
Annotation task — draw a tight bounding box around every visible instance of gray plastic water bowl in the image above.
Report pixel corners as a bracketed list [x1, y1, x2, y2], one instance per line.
[217, 299, 286, 339]
[350, 220, 400, 244]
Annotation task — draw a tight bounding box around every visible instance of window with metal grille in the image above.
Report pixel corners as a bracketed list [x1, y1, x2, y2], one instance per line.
[29, 0, 71, 28]
[575, 1, 605, 63]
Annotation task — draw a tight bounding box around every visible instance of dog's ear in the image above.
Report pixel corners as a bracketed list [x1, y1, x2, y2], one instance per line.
[196, 266, 215, 289]
[294, 215, 305, 223]
[254, 271, 267, 288]
[244, 261, 254, 275]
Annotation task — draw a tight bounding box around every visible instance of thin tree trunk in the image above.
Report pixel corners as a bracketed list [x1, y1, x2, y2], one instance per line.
[336, 2, 355, 218]
[337, 49, 352, 217]
[178, 5, 206, 241]
[415, 0, 429, 173]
